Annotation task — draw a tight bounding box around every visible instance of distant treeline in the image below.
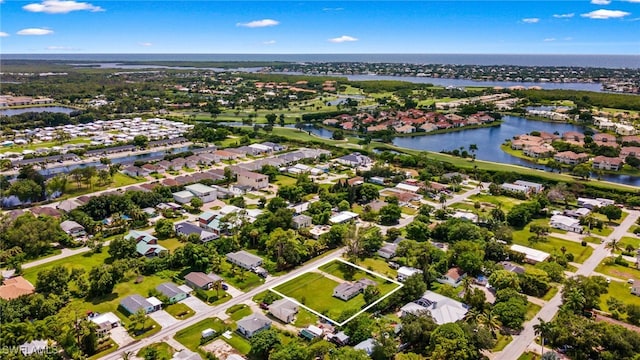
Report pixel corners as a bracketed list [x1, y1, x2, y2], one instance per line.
[0, 111, 100, 130]
[515, 89, 640, 111]
[241, 73, 346, 85]
[349, 80, 434, 93]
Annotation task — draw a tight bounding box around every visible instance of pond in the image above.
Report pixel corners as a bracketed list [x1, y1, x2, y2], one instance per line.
[0, 106, 78, 116]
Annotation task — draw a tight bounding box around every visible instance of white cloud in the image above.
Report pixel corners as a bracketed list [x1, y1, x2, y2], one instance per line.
[236, 19, 279, 28]
[139, 42, 152, 47]
[590, 0, 611, 4]
[17, 28, 54, 35]
[522, 18, 540, 23]
[0, 32, 8, 37]
[544, 38, 556, 42]
[623, 0, 640, 2]
[553, 13, 574, 18]
[46, 46, 75, 50]
[328, 35, 358, 43]
[23, 0, 104, 14]
[263, 40, 276, 45]
[581, 9, 631, 19]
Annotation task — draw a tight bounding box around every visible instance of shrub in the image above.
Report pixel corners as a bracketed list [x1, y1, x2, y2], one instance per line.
[581, 241, 587, 246]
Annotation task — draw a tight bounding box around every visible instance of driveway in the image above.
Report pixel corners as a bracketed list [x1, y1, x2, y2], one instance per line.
[180, 296, 211, 314]
[110, 326, 134, 347]
[148, 310, 179, 328]
[224, 284, 244, 298]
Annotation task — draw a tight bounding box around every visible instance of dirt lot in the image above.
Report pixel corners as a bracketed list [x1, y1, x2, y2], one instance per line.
[200, 339, 242, 359]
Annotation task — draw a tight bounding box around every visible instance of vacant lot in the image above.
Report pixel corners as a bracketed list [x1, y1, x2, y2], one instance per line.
[512, 225, 593, 263]
[174, 317, 227, 353]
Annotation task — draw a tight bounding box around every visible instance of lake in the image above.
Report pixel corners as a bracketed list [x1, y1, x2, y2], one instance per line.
[294, 116, 640, 186]
[0, 106, 77, 116]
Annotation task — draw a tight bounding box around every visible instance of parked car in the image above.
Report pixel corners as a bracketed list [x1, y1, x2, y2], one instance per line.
[259, 302, 269, 310]
[222, 283, 228, 290]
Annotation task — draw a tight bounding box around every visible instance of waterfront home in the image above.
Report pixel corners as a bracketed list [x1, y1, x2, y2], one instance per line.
[594, 133, 618, 147]
[562, 131, 585, 143]
[400, 290, 468, 325]
[336, 152, 372, 168]
[236, 313, 271, 338]
[550, 214, 583, 233]
[554, 151, 589, 165]
[592, 156, 624, 171]
[523, 144, 554, 158]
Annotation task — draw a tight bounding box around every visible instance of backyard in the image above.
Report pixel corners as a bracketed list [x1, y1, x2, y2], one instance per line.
[598, 280, 638, 323]
[174, 317, 228, 353]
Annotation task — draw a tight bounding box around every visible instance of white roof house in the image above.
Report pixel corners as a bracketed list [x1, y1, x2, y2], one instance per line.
[400, 290, 468, 325]
[501, 183, 529, 193]
[329, 211, 359, 224]
[397, 266, 423, 282]
[451, 211, 478, 223]
[510, 244, 550, 264]
[396, 183, 421, 193]
[550, 214, 583, 233]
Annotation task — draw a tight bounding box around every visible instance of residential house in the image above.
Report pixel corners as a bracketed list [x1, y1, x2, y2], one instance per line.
[377, 242, 398, 259]
[347, 176, 364, 186]
[56, 199, 82, 212]
[336, 153, 372, 167]
[173, 190, 195, 204]
[354, 338, 377, 356]
[184, 272, 222, 290]
[59, 220, 86, 238]
[236, 313, 272, 338]
[397, 266, 422, 282]
[501, 183, 529, 194]
[513, 180, 544, 193]
[292, 214, 312, 229]
[400, 290, 468, 325]
[89, 312, 121, 336]
[451, 211, 478, 223]
[499, 261, 526, 275]
[562, 131, 585, 142]
[156, 283, 188, 304]
[120, 294, 162, 314]
[621, 146, 640, 159]
[0, 276, 35, 300]
[329, 331, 350, 346]
[594, 133, 618, 147]
[554, 151, 589, 165]
[226, 250, 263, 270]
[175, 222, 218, 242]
[369, 176, 385, 185]
[236, 171, 269, 190]
[184, 183, 217, 203]
[125, 230, 167, 257]
[268, 299, 299, 323]
[437, 267, 466, 287]
[329, 211, 359, 224]
[592, 156, 623, 171]
[122, 166, 149, 177]
[333, 279, 377, 301]
[550, 214, 583, 233]
[142, 163, 163, 174]
[510, 244, 550, 264]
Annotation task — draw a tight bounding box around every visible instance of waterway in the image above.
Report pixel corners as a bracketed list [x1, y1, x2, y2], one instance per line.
[0, 106, 78, 116]
[245, 116, 639, 186]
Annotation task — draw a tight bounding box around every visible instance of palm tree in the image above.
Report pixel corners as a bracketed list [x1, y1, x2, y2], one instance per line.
[534, 317, 554, 356]
[128, 309, 148, 334]
[439, 194, 447, 209]
[482, 309, 502, 337]
[563, 288, 586, 313]
[606, 238, 622, 256]
[464, 308, 483, 324]
[461, 276, 473, 296]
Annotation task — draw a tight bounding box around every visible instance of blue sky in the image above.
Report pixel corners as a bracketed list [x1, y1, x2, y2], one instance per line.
[1, 1, 639, 54]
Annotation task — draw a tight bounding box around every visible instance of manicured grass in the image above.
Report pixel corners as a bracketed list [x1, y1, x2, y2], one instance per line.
[517, 353, 539, 360]
[512, 225, 593, 264]
[274, 174, 298, 186]
[492, 333, 513, 352]
[131, 317, 162, 340]
[293, 308, 318, 328]
[137, 342, 174, 360]
[590, 226, 614, 237]
[220, 261, 264, 291]
[401, 206, 417, 215]
[541, 286, 559, 301]
[158, 238, 184, 251]
[359, 257, 398, 279]
[583, 236, 603, 244]
[318, 260, 394, 286]
[467, 194, 524, 212]
[174, 317, 227, 352]
[87, 338, 118, 360]
[599, 280, 638, 322]
[165, 302, 194, 320]
[23, 247, 112, 284]
[595, 260, 640, 282]
[226, 304, 252, 321]
[620, 236, 640, 251]
[223, 332, 252, 355]
[526, 302, 542, 321]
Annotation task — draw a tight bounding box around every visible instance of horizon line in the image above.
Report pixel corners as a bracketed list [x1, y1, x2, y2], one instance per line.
[2, 52, 639, 56]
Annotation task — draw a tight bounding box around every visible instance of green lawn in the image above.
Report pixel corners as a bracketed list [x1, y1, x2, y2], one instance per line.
[620, 236, 640, 251]
[467, 194, 524, 212]
[274, 174, 298, 186]
[220, 261, 264, 291]
[174, 317, 227, 352]
[599, 280, 638, 322]
[541, 286, 559, 301]
[137, 342, 174, 360]
[165, 302, 194, 320]
[512, 225, 593, 264]
[293, 308, 318, 328]
[273, 270, 400, 321]
[526, 302, 542, 321]
[226, 304, 253, 321]
[583, 236, 603, 244]
[359, 257, 398, 279]
[492, 333, 513, 352]
[595, 260, 640, 282]
[23, 247, 112, 284]
[590, 226, 614, 237]
[223, 332, 252, 355]
[87, 338, 118, 360]
[318, 260, 394, 286]
[158, 238, 184, 251]
[517, 353, 539, 360]
[131, 317, 162, 340]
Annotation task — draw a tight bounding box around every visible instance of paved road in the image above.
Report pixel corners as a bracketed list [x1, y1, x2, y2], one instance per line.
[100, 247, 347, 360]
[496, 209, 640, 360]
